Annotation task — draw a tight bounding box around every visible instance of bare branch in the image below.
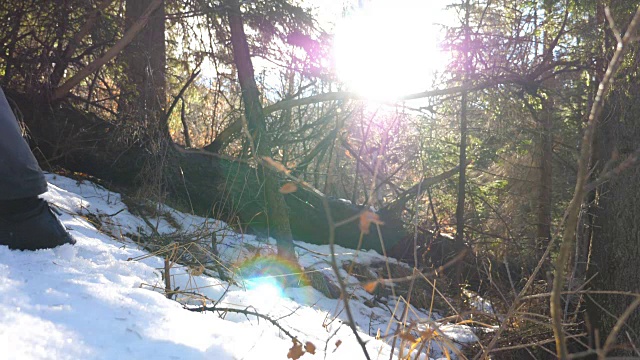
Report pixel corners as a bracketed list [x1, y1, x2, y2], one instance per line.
[384, 162, 468, 214]
[164, 67, 201, 125]
[52, 0, 163, 101]
[262, 78, 517, 115]
[605, 7, 623, 43]
[340, 138, 401, 193]
[186, 305, 300, 342]
[583, 147, 640, 193]
[49, 0, 114, 87]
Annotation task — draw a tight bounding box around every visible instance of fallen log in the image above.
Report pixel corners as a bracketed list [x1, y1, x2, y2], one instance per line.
[9, 90, 410, 252]
[11, 90, 478, 259]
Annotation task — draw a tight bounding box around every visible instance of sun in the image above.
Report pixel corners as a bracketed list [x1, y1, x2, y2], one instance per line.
[333, 0, 450, 100]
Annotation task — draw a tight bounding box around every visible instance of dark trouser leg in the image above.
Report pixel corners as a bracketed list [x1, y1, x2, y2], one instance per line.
[0, 86, 47, 201]
[0, 88, 74, 250]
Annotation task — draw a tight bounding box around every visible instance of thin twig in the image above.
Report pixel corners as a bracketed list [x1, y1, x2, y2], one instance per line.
[321, 196, 372, 360]
[163, 67, 201, 125]
[583, 146, 640, 193]
[474, 230, 557, 360]
[186, 305, 300, 341]
[600, 298, 640, 359]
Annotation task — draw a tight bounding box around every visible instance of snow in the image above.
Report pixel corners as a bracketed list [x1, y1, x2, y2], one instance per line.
[0, 173, 478, 359]
[463, 289, 496, 316]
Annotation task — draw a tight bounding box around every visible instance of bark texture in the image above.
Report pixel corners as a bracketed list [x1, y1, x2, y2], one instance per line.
[119, 0, 166, 133]
[587, 90, 640, 353]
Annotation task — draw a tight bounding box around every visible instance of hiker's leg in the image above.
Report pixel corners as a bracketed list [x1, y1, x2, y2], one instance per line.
[0, 87, 75, 250]
[0, 86, 47, 200]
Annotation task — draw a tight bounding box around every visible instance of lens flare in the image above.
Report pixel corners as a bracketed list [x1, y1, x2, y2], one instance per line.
[247, 277, 283, 299]
[237, 256, 311, 302]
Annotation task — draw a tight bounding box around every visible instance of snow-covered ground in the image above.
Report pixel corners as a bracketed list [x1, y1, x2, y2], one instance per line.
[0, 174, 478, 359]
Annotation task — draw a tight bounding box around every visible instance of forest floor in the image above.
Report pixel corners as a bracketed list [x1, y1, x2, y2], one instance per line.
[0, 173, 482, 359]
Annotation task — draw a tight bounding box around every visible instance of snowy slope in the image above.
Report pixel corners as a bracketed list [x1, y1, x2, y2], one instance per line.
[0, 174, 477, 360]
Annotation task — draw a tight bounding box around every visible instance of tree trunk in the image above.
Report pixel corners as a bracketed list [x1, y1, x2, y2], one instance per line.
[572, 0, 607, 319]
[454, 89, 468, 289]
[226, 0, 295, 260]
[583, 4, 640, 354]
[454, 0, 472, 287]
[587, 89, 640, 355]
[536, 98, 553, 259]
[455, 90, 468, 262]
[120, 0, 167, 134]
[535, 0, 557, 262]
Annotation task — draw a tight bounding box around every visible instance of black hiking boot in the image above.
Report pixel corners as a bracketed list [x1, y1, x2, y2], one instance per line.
[0, 197, 76, 250]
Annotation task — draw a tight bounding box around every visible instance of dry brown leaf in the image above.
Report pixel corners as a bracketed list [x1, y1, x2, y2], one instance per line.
[188, 264, 205, 276]
[419, 328, 434, 341]
[304, 342, 316, 355]
[279, 182, 298, 194]
[363, 280, 378, 293]
[399, 331, 417, 343]
[359, 210, 384, 234]
[262, 156, 290, 174]
[335, 339, 342, 349]
[287, 339, 305, 360]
